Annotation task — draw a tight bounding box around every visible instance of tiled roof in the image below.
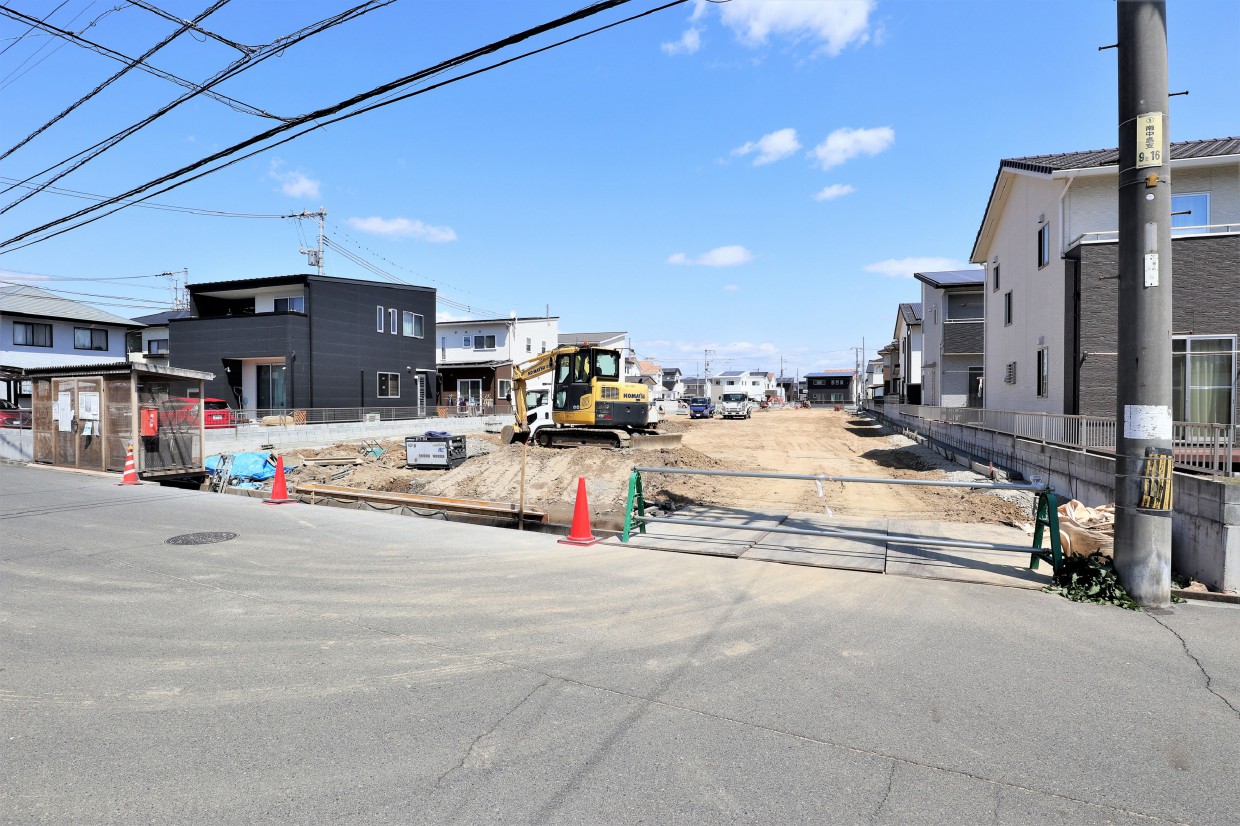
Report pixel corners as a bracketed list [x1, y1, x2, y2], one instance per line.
[899, 302, 923, 324]
[1001, 136, 1240, 174]
[0, 283, 142, 327]
[914, 269, 984, 289]
[132, 309, 192, 326]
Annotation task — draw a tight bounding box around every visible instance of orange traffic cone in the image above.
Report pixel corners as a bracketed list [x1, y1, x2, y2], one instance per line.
[116, 444, 142, 486]
[263, 454, 296, 505]
[559, 477, 600, 546]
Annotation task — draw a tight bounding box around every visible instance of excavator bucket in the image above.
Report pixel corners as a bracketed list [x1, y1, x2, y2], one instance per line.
[630, 432, 683, 450]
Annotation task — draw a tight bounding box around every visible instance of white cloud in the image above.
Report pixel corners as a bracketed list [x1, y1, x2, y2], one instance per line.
[661, 26, 701, 55]
[667, 245, 754, 267]
[346, 216, 458, 243]
[731, 128, 801, 166]
[864, 257, 979, 279]
[811, 126, 894, 171]
[813, 183, 855, 201]
[268, 159, 321, 199]
[718, 0, 875, 56]
[723, 284, 740, 293]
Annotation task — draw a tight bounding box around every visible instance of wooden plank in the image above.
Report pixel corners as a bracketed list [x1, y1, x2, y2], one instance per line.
[294, 483, 547, 521]
[300, 456, 364, 466]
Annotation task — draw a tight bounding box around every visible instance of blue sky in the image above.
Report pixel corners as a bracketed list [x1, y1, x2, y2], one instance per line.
[1, 0, 1236, 378]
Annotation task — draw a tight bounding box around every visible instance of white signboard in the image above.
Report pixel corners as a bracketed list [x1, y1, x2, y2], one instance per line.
[1135, 112, 1163, 169]
[1124, 404, 1172, 440]
[79, 391, 100, 420]
[1144, 253, 1159, 287]
[57, 391, 73, 432]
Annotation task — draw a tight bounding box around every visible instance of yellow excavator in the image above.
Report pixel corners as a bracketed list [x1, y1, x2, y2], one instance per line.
[500, 344, 682, 449]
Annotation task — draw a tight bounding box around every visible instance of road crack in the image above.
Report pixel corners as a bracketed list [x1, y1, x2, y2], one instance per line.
[870, 761, 897, 822]
[436, 676, 550, 785]
[1148, 613, 1240, 720]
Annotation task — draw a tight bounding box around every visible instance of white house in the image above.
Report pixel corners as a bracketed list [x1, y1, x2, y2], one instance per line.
[1, 283, 142, 406]
[437, 315, 559, 412]
[971, 136, 1240, 419]
[710, 369, 775, 403]
[915, 270, 984, 407]
[894, 303, 923, 404]
[660, 367, 685, 400]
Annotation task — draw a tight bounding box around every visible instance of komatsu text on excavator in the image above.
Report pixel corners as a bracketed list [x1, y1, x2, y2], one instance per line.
[500, 344, 682, 449]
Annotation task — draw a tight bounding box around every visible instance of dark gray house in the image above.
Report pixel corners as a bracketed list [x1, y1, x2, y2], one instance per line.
[915, 269, 984, 408]
[805, 370, 855, 405]
[170, 274, 436, 413]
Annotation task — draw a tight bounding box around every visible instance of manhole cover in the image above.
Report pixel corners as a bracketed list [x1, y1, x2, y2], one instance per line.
[166, 532, 238, 546]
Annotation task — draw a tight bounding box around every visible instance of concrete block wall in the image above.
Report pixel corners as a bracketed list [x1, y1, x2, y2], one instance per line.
[874, 407, 1238, 592]
[0, 427, 32, 464]
[205, 416, 495, 453]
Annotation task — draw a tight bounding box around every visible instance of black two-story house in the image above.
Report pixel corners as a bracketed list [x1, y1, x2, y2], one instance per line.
[170, 274, 437, 413]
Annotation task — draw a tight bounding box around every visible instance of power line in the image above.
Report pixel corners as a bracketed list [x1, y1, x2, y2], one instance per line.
[0, 0, 237, 165]
[0, 0, 69, 57]
[0, 0, 688, 253]
[0, 0, 393, 211]
[126, 0, 256, 53]
[0, 176, 289, 217]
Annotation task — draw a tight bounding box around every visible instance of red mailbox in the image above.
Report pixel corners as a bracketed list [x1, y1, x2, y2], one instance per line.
[140, 406, 159, 437]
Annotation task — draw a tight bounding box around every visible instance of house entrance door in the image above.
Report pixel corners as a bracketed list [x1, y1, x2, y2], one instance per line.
[457, 379, 482, 412]
[51, 377, 104, 472]
[257, 363, 287, 411]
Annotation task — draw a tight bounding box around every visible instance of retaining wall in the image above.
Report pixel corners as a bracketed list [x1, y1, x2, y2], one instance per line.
[870, 408, 1239, 592]
[0, 427, 32, 464]
[204, 415, 496, 453]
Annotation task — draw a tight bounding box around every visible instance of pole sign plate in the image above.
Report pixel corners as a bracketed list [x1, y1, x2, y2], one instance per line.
[1136, 112, 1163, 169]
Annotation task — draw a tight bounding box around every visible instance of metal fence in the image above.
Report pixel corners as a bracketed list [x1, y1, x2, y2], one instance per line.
[216, 404, 506, 430]
[871, 403, 1236, 477]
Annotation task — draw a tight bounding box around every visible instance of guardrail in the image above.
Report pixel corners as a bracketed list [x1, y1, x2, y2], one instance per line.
[872, 403, 1236, 477]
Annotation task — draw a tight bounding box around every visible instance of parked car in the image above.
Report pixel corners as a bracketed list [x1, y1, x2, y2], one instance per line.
[687, 396, 715, 419]
[166, 397, 236, 429]
[0, 399, 32, 428]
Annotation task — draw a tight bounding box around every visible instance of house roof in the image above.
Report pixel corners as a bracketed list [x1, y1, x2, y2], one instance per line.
[972, 136, 1240, 262]
[999, 136, 1240, 175]
[15, 358, 213, 380]
[634, 359, 661, 376]
[899, 302, 923, 325]
[558, 331, 625, 346]
[188, 273, 434, 295]
[438, 316, 558, 327]
[718, 370, 746, 377]
[805, 370, 854, 377]
[132, 308, 192, 326]
[0, 283, 142, 327]
[913, 269, 984, 289]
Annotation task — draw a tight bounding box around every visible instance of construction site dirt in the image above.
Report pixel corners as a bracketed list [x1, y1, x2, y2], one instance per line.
[283, 409, 1034, 532]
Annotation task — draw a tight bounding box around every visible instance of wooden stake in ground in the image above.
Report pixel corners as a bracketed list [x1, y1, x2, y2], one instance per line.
[518, 437, 528, 530]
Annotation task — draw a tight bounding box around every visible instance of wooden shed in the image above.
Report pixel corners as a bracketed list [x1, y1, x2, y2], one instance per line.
[26, 361, 214, 482]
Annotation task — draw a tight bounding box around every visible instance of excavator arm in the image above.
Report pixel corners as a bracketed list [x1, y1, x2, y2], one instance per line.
[506, 346, 579, 440]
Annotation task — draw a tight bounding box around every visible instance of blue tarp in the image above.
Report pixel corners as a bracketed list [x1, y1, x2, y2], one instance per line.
[205, 452, 294, 482]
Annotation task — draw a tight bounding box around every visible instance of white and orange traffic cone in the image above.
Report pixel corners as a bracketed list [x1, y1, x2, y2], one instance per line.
[559, 477, 599, 546]
[116, 444, 142, 486]
[263, 454, 296, 505]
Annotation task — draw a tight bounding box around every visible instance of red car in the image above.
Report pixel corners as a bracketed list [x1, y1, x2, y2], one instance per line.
[166, 397, 235, 429]
[0, 399, 32, 428]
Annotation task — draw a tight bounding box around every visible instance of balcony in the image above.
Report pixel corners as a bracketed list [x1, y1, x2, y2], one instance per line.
[943, 320, 983, 355]
[1071, 223, 1240, 247]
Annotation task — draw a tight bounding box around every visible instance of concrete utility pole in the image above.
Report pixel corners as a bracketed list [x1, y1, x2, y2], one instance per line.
[1113, 0, 1173, 608]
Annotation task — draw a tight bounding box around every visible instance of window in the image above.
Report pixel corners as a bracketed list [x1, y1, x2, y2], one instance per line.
[1037, 224, 1050, 268]
[498, 379, 512, 401]
[526, 337, 532, 353]
[473, 334, 496, 350]
[274, 295, 304, 313]
[1173, 336, 1235, 424]
[541, 341, 547, 353]
[377, 372, 400, 398]
[13, 321, 51, 347]
[1004, 291, 1012, 326]
[389, 308, 398, 335]
[148, 338, 169, 355]
[993, 263, 1000, 292]
[402, 311, 424, 338]
[1036, 347, 1049, 398]
[946, 292, 983, 320]
[440, 336, 446, 359]
[377, 306, 385, 333]
[463, 335, 472, 348]
[1171, 193, 1210, 235]
[74, 327, 108, 350]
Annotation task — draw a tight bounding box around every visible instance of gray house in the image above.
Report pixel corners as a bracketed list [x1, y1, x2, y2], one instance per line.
[915, 269, 984, 407]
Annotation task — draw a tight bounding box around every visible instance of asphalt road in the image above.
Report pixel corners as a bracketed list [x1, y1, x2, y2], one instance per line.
[2, 463, 1239, 824]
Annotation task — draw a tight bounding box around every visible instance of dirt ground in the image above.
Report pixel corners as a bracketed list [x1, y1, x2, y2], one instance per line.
[281, 409, 1035, 530]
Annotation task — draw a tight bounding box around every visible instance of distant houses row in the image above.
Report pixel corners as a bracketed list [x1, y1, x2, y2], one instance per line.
[865, 135, 1239, 431]
[0, 273, 849, 417]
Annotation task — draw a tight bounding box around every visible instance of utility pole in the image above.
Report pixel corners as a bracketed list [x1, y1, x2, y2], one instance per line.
[1113, 0, 1173, 608]
[292, 208, 327, 275]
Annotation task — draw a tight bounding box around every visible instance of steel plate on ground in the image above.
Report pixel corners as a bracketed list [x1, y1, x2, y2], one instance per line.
[741, 514, 887, 573]
[884, 519, 1051, 589]
[603, 505, 786, 558]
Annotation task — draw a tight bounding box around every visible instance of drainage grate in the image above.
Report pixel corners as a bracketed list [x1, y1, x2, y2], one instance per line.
[166, 532, 238, 546]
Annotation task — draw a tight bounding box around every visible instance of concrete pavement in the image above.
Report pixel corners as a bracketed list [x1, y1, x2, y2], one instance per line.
[2, 463, 1239, 824]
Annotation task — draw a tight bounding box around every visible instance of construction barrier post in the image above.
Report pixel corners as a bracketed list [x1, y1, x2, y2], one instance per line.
[621, 470, 647, 543]
[1029, 490, 1062, 576]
